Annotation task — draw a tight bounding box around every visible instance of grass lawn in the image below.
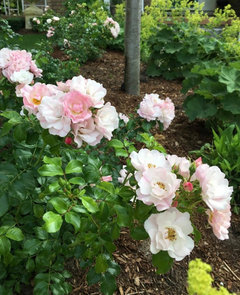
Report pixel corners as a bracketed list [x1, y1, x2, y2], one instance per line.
[15, 33, 46, 50]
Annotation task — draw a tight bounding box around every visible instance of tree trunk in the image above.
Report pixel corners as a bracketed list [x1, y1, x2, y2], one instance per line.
[124, 0, 141, 95]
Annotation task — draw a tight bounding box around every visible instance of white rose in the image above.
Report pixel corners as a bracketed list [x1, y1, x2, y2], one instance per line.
[46, 18, 52, 24]
[95, 102, 119, 140]
[0, 48, 11, 68]
[10, 70, 33, 85]
[52, 16, 60, 21]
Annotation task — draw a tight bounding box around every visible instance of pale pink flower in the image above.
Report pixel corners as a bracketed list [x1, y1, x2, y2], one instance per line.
[130, 149, 171, 181]
[57, 80, 72, 92]
[158, 97, 175, 130]
[36, 20, 40, 25]
[46, 19, 52, 24]
[0, 48, 11, 68]
[95, 102, 119, 140]
[30, 60, 42, 78]
[144, 208, 194, 261]
[20, 82, 54, 113]
[167, 155, 190, 179]
[104, 17, 120, 38]
[52, 16, 60, 21]
[63, 90, 92, 123]
[206, 204, 231, 240]
[137, 93, 162, 121]
[183, 182, 193, 192]
[10, 70, 33, 85]
[118, 165, 135, 189]
[119, 113, 129, 124]
[137, 167, 181, 211]
[37, 93, 71, 137]
[72, 117, 103, 147]
[101, 175, 112, 182]
[195, 157, 202, 167]
[191, 164, 233, 211]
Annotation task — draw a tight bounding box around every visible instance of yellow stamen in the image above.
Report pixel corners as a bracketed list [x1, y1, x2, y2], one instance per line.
[166, 227, 177, 241]
[148, 163, 156, 168]
[32, 98, 41, 105]
[156, 182, 166, 190]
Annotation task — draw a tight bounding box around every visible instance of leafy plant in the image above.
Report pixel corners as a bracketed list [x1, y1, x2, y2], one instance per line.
[191, 125, 240, 213]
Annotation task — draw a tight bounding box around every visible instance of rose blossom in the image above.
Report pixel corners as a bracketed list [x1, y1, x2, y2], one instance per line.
[137, 167, 181, 211]
[20, 83, 54, 113]
[101, 175, 112, 182]
[37, 93, 71, 137]
[95, 102, 119, 140]
[137, 93, 162, 121]
[47, 18, 52, 24]
[195, 157, 202, 167]
[30, 60, 42, 77]
[158, 97, 175, 130]
[167, 154, 190, 179]
[206, 204, 231, 240]
[72, 117, 103, 147]
[130, 149, 171, 181]
[10, 70, 33, 85]
[63, 90, 92, 123]
[191, 164, 233, 211]
[0, 48, 11, 68]
[52, 16, 60, 21]
[183, 182, 193, 192]
[119, 113, 129, 124]
[144, 208, 194, 261]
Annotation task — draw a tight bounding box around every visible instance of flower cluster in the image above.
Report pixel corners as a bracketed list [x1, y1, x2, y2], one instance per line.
[19, 75, 119, 145]
[137, 94, 175, 130]
[119, 149, 233, 261]
[46, 26, 55, 38]
[0, 48, 42, 85]
[104, 17, 120, 38]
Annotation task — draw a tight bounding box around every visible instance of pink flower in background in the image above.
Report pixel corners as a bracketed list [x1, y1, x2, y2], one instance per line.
[104, 17, 120, 38]
[183, 182, 193, 192]
[158, 97, 175, 130]
[118, 165, 135, 189]
[95, 102, 119, 140]
[37, 93, 71, 137]
[0, 48, 11, 68]
[137, 93, 162, 121]
[206, 204, 231, 240]
[119, 113, 129, 124]
[167, 155, 190, 179]
[191, 164, 233, 211]
[101, 175, 112, 182]
[47, 27, 55, 38]
[72, 117, 103, 147]
[36, 19, 40, 25]
[144, 208, 194, 261]
[30, 60, 42, 77]
[137, 167, 181, 211]
[63, 90, 93, 123]
[57, 80, 72, 92]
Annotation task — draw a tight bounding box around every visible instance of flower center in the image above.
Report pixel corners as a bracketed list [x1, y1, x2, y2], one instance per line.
[156, 182, 166, 190]
[32, 97, 41, 105]
[166, 227, 177, 241]
[148, 163, 156, 168]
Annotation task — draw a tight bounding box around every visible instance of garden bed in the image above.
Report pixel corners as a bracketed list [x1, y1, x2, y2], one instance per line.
[63, 50, 240, 295]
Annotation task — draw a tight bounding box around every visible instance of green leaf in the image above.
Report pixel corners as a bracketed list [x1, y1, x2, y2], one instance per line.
[152, 251, 174, 274]
[219, 66, 240, 93]
[82, 165, 100, 183]
[97, 182, 115, 195]
[183, 94, 217, 121]
[130, 226, 148, 240]
[26, 258, 35, 272]
[41, 129, 58, 146]
[38, 163, 64, 177]
[100, 272, 117, 295]
[222, 94, 240, 114]
[5, 227, 24, 241]
[87, 267, 102, 286]
[81, 196, 99, 213]
[115, 148, 128, 157]
[13, 124, 27, 142]
[69, 177, 86, 186]
[108, 139, 124, 148]
[43, 211, 63, 233]
[95, 254, 108, 274]
[1, 110, 22, 121]
[65, 211, 81, 231]
[114, 205, 131, 227]
[49, 197, 68, 214]
[65, 160, 82, 174]
[0, 194, 9, 217]
[192, 224, 201, 244]
[0, 236, 11, 255]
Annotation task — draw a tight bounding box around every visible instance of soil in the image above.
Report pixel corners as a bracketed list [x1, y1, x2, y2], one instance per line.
[65, 51, 240, 295]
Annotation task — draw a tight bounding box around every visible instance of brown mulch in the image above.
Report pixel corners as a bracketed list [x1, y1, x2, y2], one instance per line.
[64, 50, 240, 295]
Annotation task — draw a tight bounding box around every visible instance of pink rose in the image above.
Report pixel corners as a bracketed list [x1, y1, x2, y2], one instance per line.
[137, 167, 181, 211]
[119, 113, 129, 124]
[137, 93, 162, 121]
[101, 175, 112, 182]
[206, 204, 231, 240]
[72, 118, 103, 147]
[158, 97, 175, 130]
[167, 155, 190, 179]
[0, 48, 11, 68]
[63, 90, 92, 123]
[144, 208, 194, 261]
[183, 182, 193, 192]
[191, 164, 233, 211]
[195, 157, 202, 167]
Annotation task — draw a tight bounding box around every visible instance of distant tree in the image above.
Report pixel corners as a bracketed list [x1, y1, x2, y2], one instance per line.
[124, 0, 141, 95]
